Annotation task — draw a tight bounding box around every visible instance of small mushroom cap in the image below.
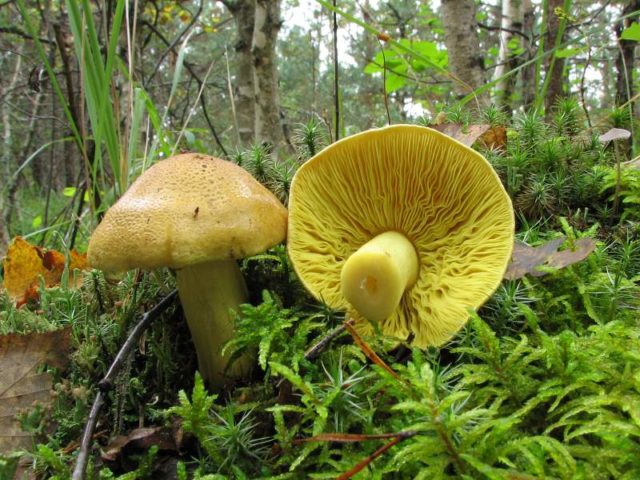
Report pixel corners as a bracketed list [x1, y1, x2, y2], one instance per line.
[88, 153, 287, 272]
[287, 125, 514, 347]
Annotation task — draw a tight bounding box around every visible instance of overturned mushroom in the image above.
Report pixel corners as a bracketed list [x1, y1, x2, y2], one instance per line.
[287, 125, 514, 347]
[88, 153, 287, 385]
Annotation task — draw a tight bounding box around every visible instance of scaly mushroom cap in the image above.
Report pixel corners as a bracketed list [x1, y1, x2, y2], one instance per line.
[88, 153, 288, 272]
[287, 125, 514, 347]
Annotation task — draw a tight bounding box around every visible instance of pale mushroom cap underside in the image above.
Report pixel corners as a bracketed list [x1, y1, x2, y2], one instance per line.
[88, 153, 288, 272]
[288, 125, 514, 348]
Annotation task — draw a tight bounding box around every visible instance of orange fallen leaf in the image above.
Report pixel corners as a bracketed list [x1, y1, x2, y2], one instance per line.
[478, 125, 507, 150]
[2, 236, 89, 306]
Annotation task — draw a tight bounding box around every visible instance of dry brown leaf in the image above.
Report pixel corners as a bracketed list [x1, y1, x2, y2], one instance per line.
[102, 426, 181, 462]
[0, 328, 72, 453]
[505, 237, 596, 280]
[546, 238, 597, 270]
[430, 123, 490, 147]
[2, 237, 89, 306]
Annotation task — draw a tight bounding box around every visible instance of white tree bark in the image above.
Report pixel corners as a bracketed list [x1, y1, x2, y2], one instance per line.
[222, 0, 284, 149]
[226, 0, 256, 145]
[493, 0, 524, 108]
[1, 52, 23, 257]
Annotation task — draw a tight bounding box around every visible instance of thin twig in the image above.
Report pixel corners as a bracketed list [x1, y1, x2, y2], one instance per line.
[99, 289, 178, 390]
[72, 289, 178, 480]
[295, 430, 417, 444]
[477, 22, 531, 42]
[304, 323, 346, 361]
[336, 431, 417, 480]
[141, 20, 228, 156]
[378, 38, 391, 125]
[343, 318, 400, 380]
[72, 391, 104, 480]
[68, 182, 86, 251]
[145, 0, 203, 85]
[224, 45, 241, 145]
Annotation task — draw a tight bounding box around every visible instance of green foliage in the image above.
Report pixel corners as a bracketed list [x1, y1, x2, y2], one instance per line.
[225, 290, 324, 374]
[600, 165, 640, 221]
[483, 105, 609, 227]
[167, 373, 270, 476]
[620, 22, 640, 41]
[364, 40, 448, 93]
[293, 118, 328, 159]
[167, 372, 217, 440]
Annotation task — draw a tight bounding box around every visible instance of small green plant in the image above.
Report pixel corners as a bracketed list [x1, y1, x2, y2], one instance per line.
[552, 97, 581, 137]
[167, 373, 270, 476]
[224, 290, 324, 374]
[600, 165, 640, 221]
[293, 117, 328, 159]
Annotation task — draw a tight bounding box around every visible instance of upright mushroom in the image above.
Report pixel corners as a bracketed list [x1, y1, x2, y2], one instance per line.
[88, 153, 287, 384]
[287, 125, 514, 347]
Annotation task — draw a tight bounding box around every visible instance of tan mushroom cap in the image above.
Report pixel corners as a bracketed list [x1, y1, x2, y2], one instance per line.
[287, 125, 514, 347]
[88, 153, 288, 272]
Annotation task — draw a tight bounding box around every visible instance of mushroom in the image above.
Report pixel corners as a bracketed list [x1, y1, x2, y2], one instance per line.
[88, 153, 287, 384]
[287, 125, 514, 347]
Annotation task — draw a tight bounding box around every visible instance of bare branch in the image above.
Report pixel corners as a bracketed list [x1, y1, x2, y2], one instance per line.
[0, 25, 55, 43]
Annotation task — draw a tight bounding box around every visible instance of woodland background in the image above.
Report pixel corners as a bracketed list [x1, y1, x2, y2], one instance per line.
[0, 0, 639, 253]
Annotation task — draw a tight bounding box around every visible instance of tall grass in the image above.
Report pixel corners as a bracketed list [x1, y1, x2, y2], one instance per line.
[16, 0, 183, 225]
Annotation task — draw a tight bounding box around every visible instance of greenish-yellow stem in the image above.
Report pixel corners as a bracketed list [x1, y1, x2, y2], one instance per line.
[341, 231, 419, 323]
[176, 260, 253, 386]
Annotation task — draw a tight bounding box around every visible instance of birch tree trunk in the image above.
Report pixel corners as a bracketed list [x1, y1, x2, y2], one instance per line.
[493, 0, 524, 110]
[0, 51, 22, 257]
[226, 0, 256, 145]
[253, 0, 283, 147]
[441, 0, 488, 104]
[222, 0, 284, 149]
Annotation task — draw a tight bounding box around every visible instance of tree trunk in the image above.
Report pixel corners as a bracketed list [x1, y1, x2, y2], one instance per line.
[0, 50, 22, 257]
[441, 0, 488, 104]
[614, 1, 639, 108]
[521, 0, 537, 109]
[253, 0, 283, 147]
[614, 0, 639, 155]
[227, 0, 256, 145]
[601, 55, 611, 110]
[223, 0, 284, 149]
[543, 0, 566, 114]
[493, 0, 524, 111]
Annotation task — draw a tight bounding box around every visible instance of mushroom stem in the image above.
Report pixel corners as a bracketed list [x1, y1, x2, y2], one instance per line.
[176, 259, 253, 385]
[341, 231, 419, 323]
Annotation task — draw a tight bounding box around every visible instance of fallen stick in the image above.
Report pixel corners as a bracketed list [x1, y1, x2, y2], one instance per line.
[72, 289, 178, 480]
